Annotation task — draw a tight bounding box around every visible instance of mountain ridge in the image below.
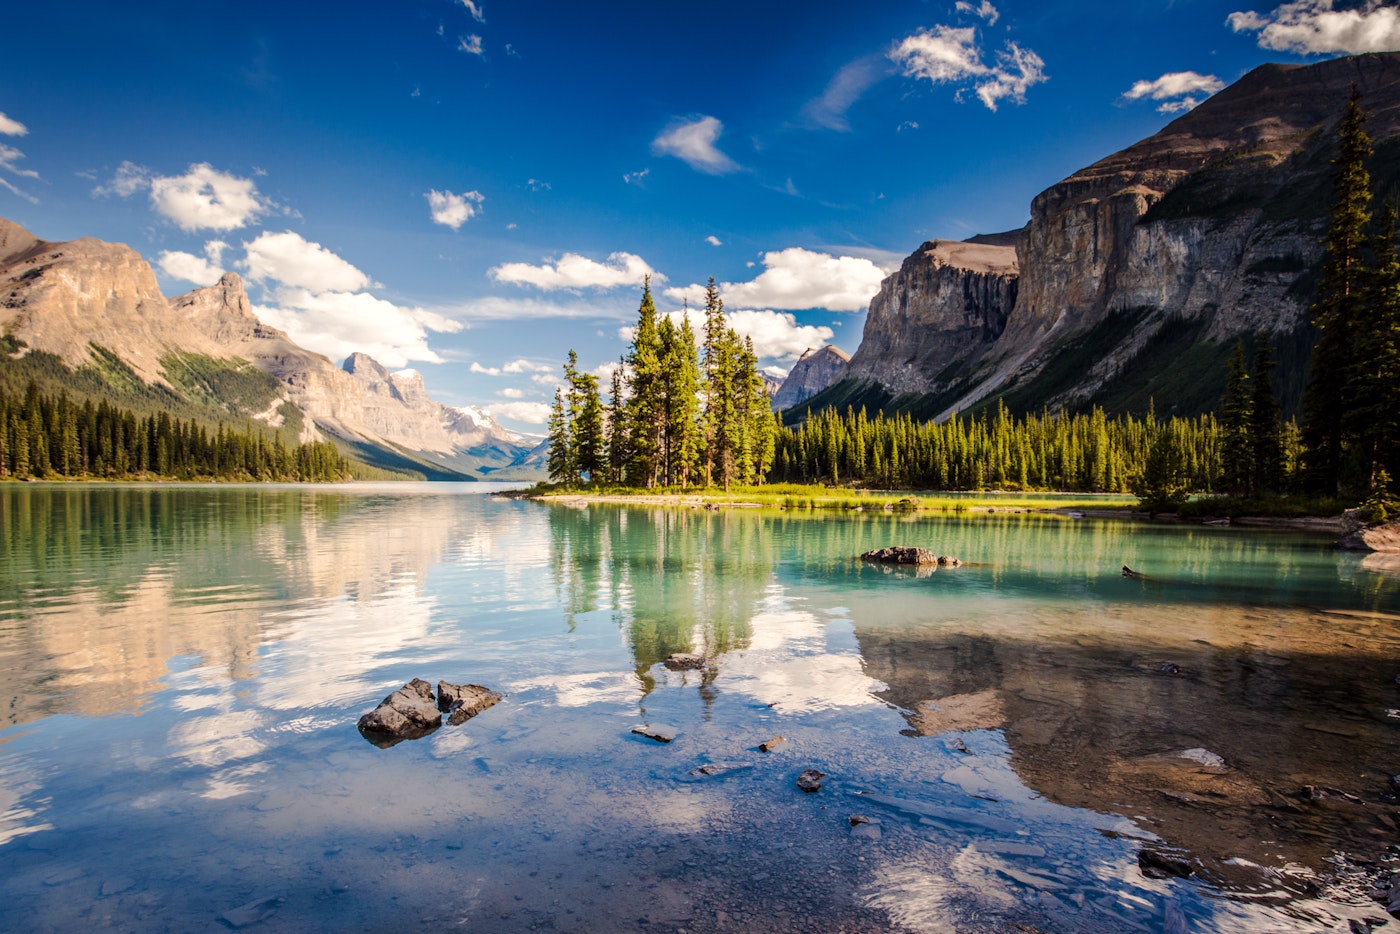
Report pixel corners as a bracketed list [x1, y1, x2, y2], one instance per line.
[1, 219, 539, 480]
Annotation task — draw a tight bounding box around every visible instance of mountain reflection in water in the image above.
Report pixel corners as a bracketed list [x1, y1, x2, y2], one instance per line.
[0, 484, 1397, 932]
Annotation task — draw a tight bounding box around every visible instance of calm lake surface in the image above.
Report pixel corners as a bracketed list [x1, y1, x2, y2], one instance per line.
[1, 483, 1398, 933]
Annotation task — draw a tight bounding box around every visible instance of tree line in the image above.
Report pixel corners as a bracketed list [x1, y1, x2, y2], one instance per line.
[548, 278, 780, 489]
[1, 381, 351, 482]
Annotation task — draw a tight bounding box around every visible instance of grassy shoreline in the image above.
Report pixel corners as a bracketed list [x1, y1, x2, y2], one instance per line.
[517, 484, 1349, 531]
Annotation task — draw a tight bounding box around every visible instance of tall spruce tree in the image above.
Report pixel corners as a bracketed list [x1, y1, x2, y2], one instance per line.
[1301, 85, 1373, 496]
[1219, 340, 1252, 495]
[546, 387, 574, 486]
[565, 350, 606, 483]
[625, 277, 665, 487]
[1249, 339, 1284, 495]
[606, 360, 628, 484]
[659, 313, 701, 487]
[1349, 199, 1400, 490]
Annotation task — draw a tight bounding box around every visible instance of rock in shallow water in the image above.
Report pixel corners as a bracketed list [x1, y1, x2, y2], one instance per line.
[357, 678, 442, 739]
[663, 653, 706, 671]
[632, 724, 676, 743]
[797, 769, 826, 792]
[437, 681, 503, 725]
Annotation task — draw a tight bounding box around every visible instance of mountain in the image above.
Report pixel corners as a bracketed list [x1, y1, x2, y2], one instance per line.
[0, 219, 539, 480]
[770, 345, 850, 412]
[802, 52, 1400, 423]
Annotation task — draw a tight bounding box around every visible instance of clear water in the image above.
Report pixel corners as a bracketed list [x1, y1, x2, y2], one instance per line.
[1, 483, 1398, 932]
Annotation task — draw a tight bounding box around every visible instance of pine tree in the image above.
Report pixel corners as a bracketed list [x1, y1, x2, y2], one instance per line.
[660, 313, 701, 487]
[546, 387, 574, 487]
[625, 278, 665, 487]
[1301, 85, 1373, 496]
[605, 361, 628, 484]
[1349, 199, 1400, 490]
[1219, 340, 1252, 495]
[565, 350, 606, 483]
[1249, 339, 1284, 495]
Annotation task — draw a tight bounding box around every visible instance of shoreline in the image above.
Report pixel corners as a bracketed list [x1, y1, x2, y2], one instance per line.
[520, 491, 1348, 532]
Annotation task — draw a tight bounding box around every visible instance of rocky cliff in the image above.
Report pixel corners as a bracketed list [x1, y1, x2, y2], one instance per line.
[840, 239, 1018, 398]
[771, 345, 850, 412]
[1, 219, 536, 479]
[811, 52, 1400, 422]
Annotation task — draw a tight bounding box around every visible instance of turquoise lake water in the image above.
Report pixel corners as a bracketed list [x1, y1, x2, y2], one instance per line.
[1, 483, 1398, 932]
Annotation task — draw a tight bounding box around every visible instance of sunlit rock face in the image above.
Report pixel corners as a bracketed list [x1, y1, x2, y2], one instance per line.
[951, 53, 1400, 414]
[842, 239, 1017, 398]
[771, 345, 851, 412]
[0, 217, 228, 383]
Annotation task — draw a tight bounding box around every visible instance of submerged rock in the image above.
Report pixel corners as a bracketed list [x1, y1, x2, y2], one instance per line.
[1138, 848, 1196, 879]
[219, 895, 284, 929]
[759, 736, 787, 752]
[437, 681, 502, 725]
[681, 761, 752, 781]
[663, 653, 706, 671]
[797, 769, 826, 792]
[357, 679, 442, 741]
[632, 724, 676, 743]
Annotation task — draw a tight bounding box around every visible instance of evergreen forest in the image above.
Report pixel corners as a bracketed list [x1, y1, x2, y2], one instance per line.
[0, 381, 351, 482]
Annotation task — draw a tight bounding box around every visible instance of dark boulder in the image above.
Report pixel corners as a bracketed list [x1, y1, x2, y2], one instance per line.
[357, 678, 442, 744]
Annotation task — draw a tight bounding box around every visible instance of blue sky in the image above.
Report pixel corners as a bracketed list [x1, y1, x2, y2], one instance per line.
[3, 1, 1397, 432]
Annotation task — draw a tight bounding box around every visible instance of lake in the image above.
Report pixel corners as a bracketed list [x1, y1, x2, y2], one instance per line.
[1, 483, 1398, 932]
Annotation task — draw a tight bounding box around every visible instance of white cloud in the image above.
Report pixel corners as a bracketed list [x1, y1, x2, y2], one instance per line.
[623, 168, 650, 185]
[449, 294, 636, 322]
[487, 401, 551, 425]
[1228, 1, 1400, 55]
[956, 0, 1000, 24]
[460, 0, 485, 23]
[92, 160, 152, 198]
[157, 240, 228, 286]
[470, 362, 501, 375]
[148, 163, 270, 231]
[499, 387, 525, 399]
[664, 247, 888, 313]
[897, 120, 920, 133]
[0, 141, 39, 203]
[490, 251, 662, 291]
[638, 309, 834, 362]
[241, 230, 374, 292]
[527, 178, 551, 192]
[706, 235, 723, 246]
[890, 25, 1047, 111]
[503, 358, 556, 374]
[803, 56, 888, 131]
[0, 176, 37, 205]
[651, 116, 740, 174]
[1122, 71, 1225, 113]
[0, 112, 27, 137]
[458, 34, 484, 55]
[254, 288, 463, 369]
[426, 188, 485, 230]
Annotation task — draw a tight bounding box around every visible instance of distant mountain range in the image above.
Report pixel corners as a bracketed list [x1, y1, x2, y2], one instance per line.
[795, 52, 1400, 423]
[0, 218, 541, 480]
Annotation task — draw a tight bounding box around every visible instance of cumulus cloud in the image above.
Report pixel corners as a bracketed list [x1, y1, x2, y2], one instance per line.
[664, 247, 888, 313]
[458, 34, 484, 55]
[148, 163, 271, 231]
[652, 116, 740, 174]
[459, 0, 485, 23]
[254, 288, 463, 369]
[157, 240, 229, 286]
[241, 230, 374, 292]
[503, 358, 556, 374]
[490, 251, 662, 291]
[1228, 1, 1400, 54]
[706, 235, 723, 246]
[426, 188, 485, 229]
[0, 112, 27, 137]
[498, 387, 524, 399]
[803, 56, 890, 131]
[722, 310, 836, 360]
[890, 25, 1047, 111]
[450, 294, 636, 321]
[1122, 71, 1226, 113]
[623, 168, 650, 185]
[470, 362, 501, 375]
[487, 401, 551, 425]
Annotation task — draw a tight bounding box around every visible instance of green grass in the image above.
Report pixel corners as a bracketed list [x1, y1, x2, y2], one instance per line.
[530, 482, 1136, 514]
